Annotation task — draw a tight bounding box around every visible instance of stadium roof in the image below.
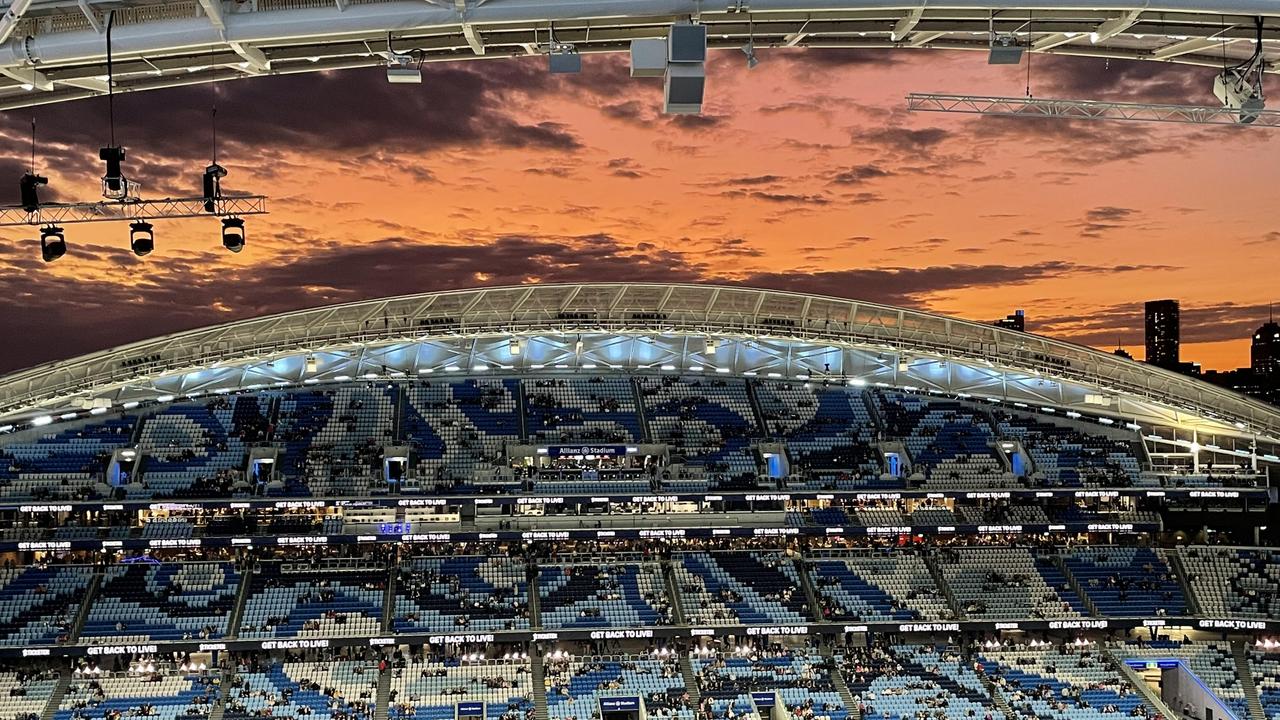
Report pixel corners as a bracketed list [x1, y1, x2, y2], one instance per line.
[1, 282, 1278, 443]
[0, 1, 1277, 109]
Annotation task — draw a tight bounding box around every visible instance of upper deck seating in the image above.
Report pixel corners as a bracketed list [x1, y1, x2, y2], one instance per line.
[673, 551, 809, 625]
[80, 562, 239, 642]
[393, 556, 529, 633]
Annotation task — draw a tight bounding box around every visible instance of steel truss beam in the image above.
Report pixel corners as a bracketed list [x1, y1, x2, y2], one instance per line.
[0, 195, 268, 226]
[906, 92, 1280, 126]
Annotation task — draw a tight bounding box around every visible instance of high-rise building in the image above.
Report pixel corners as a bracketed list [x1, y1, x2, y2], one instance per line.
[1252, 318, 1280, 378]
[995, 310, 1025, 332]
[1144, 299, 1180, 370]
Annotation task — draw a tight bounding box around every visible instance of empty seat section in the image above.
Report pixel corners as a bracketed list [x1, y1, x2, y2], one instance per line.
[137, 395, 271, 498]
[1060, 547, 1186, 617]
[0, 417, 135, 500]
[979, 644, 1151, 720]
[0, 565, 94, 645]
[937, 548, 1085, 619]
[54, 670, 218, 720]
[523, 377, 644, 443]
[538, 558, 673, 628]
[872, 391, 1005, 488]
[994, 410, 1141, 487]
[0, 669, 59, 720]
[226, 658, 374, 720]
[393, 556, 529, 632]
[673, 551, 809, 625]
[238, 561, 384, 638]
[636, 377, 760, 490]
[1247, 649, 1280, 720]
[754, 381, 882, 489]
[838, 644, 1006, 720]
[693, 648, 847, 720]
[545, 655, 693, 720]
[808, 550, 950, 622]
[403, 380, 521, 492]
[1113, 641, 1247, 720]
[1180, 546, 1280, 619]
[80, 562, 240, 642]
[389, 659, 533, 720]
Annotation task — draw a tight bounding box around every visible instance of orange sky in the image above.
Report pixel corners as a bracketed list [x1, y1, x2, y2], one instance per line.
[0, 47, 1274, 373]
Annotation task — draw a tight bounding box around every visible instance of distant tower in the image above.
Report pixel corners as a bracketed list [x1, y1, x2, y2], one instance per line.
[995, 310, 1026, 332]
[1252, 305, 1280, 378]
[1144, 299, 1180, 370]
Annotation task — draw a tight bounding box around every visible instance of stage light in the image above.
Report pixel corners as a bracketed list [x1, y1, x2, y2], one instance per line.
[202, 163, 227, 212]
[40, 224, 65, 262]
[548, 43, 581, 74]
[221, 216, 246, 253]
[99, 145, 128, 198]
[741, 42, 759, 69]
[19, 172, 47, 212]
[386, 52, 421, 83]
[129, 219, 154, 256]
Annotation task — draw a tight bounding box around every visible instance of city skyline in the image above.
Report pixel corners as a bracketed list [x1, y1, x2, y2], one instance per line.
[0, 49, 1277, 374]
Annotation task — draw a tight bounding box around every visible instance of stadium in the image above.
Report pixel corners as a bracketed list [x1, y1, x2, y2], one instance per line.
[0, 282, 1272, 720]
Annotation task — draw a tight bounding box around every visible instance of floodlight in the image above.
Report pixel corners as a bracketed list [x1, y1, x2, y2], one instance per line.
[99, 145, 128, 198]
[129, 219, 154, 256]
[988, 34, 1023, 64]
[741, 42, 759, 69]
[386, 53, 421, 83]
[1214, 68, 1265, 124]
[19, 172, 46, 212]
[202, 163, 227, 212]
[305, 355, 319, 373]
[40, 224, 65, 262]
[221, 216, 246, 253]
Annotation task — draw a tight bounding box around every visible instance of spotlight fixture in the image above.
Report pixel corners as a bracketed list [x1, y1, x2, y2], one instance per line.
[39, 224, 66, 262]
[548, 43, 581, 74]
[202, 163, 227, 213]
[99, 145, 129, 199]
[221, 216, 246, 253]
[19, 172, 46, 213]
[305, 355, 318, 374]
[987, 33, 1023, 64]
[129, 219, 154, 256]
[509, 338, 523, 356]
[741, 42, 759, 69]
[386, 53, 422, 84]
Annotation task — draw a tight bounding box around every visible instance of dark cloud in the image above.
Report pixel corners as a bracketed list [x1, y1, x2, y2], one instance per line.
[855, 127, 952, 153]
[829, 164, 892, 185]
[1076, 206, 1141, 238]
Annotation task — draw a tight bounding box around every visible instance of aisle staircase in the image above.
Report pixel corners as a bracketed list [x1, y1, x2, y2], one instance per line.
[1233, 640, 1267, 720]
[227, 562, 255, 638]
[374, 664, 392, 720]
[39, 670, 72, 720]
[69, 571, 101, 642]
[922, 552, 962, 619]
[528, 562, 543, 629]
[1051, 554, 1100, 617]
[821, 648, 859, 720]
[679, 652, 702, 706]
[382, 566, 398, 632]
[531, 650, 549, 720]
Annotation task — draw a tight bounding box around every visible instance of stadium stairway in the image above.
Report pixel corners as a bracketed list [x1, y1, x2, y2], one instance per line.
[392, 386, 405, 442]
[821, 647, 859, 720]
[1233, 640, 1267, 720]
[531, 648, 549, 720]
[210, 671, 230, 720]
[678, 653, 701, 707]
[662, 559, 687, 625]
[630, 379, 653, 443]
[382, 566, 397, 632]
[795, 559, 826, 622]
[227, 562, 254, 638]
[1052, 554, 1101, 617]
[376, 663, 393, 720]
[1109, 649, 1180, 719]
[922, 553, 962, 619]
[528, 561, 543, 628]
[39, 669, 71, 720]
[971, 652, 1015, 720]
[744, 381, 770, 438]
[69, 571, 102, 641]
[1169, 551, 1203, 616]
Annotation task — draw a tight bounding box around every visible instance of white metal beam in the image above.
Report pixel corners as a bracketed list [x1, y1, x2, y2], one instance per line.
[1032, 31, 1080, 50]
[906, 30, 945, 46]
[195, 0, 225, 31]
[229, 41, 270, 72]
[76, 0, 101, 34]
[1089, 8, 1142, 44]
[0, 65, 50, 90]
[907, 91, 1280, 126]
[1152, 36, 1227, 59]
[0, 0, 31, 44]
[890, 6, 923, 41]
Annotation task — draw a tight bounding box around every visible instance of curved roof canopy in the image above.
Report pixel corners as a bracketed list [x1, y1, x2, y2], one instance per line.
[1, 282, 1277, 443]
[0, 1, 1277, 109]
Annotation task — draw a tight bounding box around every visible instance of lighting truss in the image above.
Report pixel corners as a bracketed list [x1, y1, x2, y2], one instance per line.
[906, 92, 1280, 127]
[0, 195, 267, 227]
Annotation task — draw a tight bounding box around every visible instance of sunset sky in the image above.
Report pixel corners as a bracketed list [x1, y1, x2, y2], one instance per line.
[0, 47, 1275, 374]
